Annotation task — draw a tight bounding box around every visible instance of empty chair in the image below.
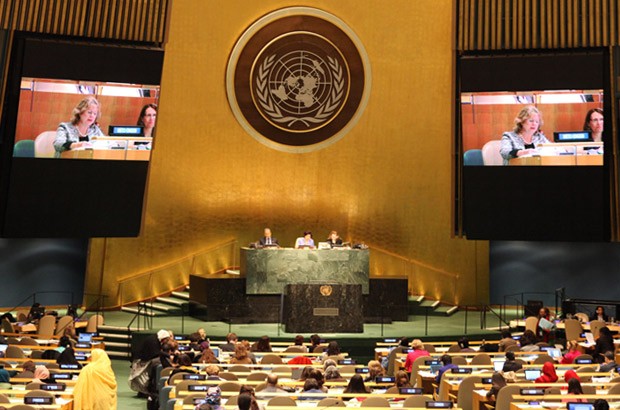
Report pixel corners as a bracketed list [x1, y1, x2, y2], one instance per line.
[17, 337, 39, 346]
[317, 398, 345, 407]
[271, 366, 292, 377]
[576, 366, 596, 383]
[37, 315, 56, 338]
[13, 139, 35, 158]
[55, 316, 74, 336]
[589, 320, 606, 338]
[574, 313, 589, 323]
[166, 372, 187, 386]
[85, 314, 103, 333]
[0, 393, 9, 403]
[6, 337, 19, 344]
[451, 356, 467, 365]
[246, 372, 268, 381]
[260, 353, 283, 364]
[463, 149, 484, 166]
[1, 318, 15, 333]
[25, 382, 43, 390]
[267, 397, 297, 406]
[403, 395, 431, 408]
[313, 345, 326, 353]
[481, 140, 503, 165]
[582, 385, 596, 395]
[227, 395, 239, 406]
[34, 131, 57, 158]
[423, 344, 436, 353]
[410, 355, 432, 388]
[25, 389, 55, 404]
[533, 354, 554, 365]
[447, 344, 461, 353]
[160, 367, 175, 377]
[361, 397, 390, 407]
[455, 375, 482, 410]
[283, 346, 305, 353]
[159, 386, 173, 410]
[573, 354, 594, 363]
[524, 316, 539, 333]
[564, 318, 584, 341]
[5, 345, 25, 358]
[607, 383, 620, 394]
[175, 380, 201, 396]
[219, 371, 238, 381]
[494, 384, 522, 410]
[385, 386, 399, 394]
[219, 381, 241, 393]
[228, 365, 251, 374]
[505, 344, 520, 352]
[471, 353, 492, 365]
[183, 393, 206, 405]
[339, 365, 356, 375]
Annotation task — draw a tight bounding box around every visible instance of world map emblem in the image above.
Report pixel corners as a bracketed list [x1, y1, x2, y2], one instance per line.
[226, 7, 371, 153]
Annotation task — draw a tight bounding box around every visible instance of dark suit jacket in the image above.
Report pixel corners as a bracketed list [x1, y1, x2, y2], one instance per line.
[258, 237, 279, 246]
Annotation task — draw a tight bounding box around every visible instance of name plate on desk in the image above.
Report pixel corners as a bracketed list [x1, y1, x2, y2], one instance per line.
[313, 307, 339, 316]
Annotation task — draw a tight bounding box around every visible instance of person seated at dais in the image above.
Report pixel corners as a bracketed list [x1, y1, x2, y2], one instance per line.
[258, 228, 279, 247]
[590, 305, 609, 322]
[500, 105, 550, 165]
[137, 103, 157, 138]
[54, 96, 104, 157]
[295, 231, 315, 249]
[326, 230, 343, 247]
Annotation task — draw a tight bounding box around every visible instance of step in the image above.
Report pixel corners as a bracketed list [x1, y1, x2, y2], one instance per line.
[418, 299, 441, 308]
[142, 302, 181, 313]
[99, 324, 145, 332]
[107, 350, 131, 359]
[103, 341, 132, 349]
[226, 269, 240, 275]
[435, 305, 459, 316]
[155, 296, 187, 307]
[121, 306, 159, 317]
[99, 332, 131, 340]
[171, 291, 189, 300]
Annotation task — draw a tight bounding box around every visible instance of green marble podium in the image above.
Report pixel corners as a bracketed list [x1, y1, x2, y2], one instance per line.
[241, 247, 369, 295]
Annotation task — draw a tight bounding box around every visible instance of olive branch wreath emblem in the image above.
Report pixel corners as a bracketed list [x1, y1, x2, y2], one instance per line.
[255, 54, 345, 128]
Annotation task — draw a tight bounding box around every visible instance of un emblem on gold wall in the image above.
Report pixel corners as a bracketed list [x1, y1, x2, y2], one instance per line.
[226, 7, 371, 153]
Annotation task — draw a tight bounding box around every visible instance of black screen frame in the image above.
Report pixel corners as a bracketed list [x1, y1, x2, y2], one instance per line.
[0, 32, 164, 237]
[457, 48, 611, 241]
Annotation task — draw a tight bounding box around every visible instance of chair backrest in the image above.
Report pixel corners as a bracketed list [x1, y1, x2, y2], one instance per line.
[361, 396, 390, 407]
[183, 393, 206, 405]
[436, 370, 451, 401]
[227, 395, 239, 406]
[589, 320, 606, 338]
[574, 313, 589, 323]
[284, 346, 305, 353]
[456, 375, 482, 410]
[423, 344, 436, 353]
[533, 354, 554, 365]
[402, 395, 431, 408]
[37, 315, 56, 338]
[228, 365, 251, 374]
[576, 366, 596, 383]
[411, 355, 432, 387]
[1, 318, 14, 333]
[267, 396, 297, 406]
[495, 384, 522, 410]
[7, 405, 37, 410]
[34, 131, 57, 158]
[219, 381, 242, 392]
[471, 353, 492, 365]
[167, 372, 186, 386]
[607, 382, 620, 394]
[6, 345, 25, 358]
[339, 365, 356, 375]
[25, 389, 55, 404]
[13, 139, 35, 158]
[0, 393, 9, 403]
[160, 367, 175, 377]
[481, 140, 503, 165]
[573, 354, 594, 363]
[386, 346, 405, 376]
[524, 316, 538, 333]
[271, 366, 292, 377]
[313, 345, 326, 353]
[505, 344, 520, 352]
[86, 314, 103, 333]
[447, 344, 461, 353]
[451, 356, 468, 365]
[317, 398, 345, 407]
[260, 354, 284, 364]
[25, 382, 43, 390]
[175, 380, 200, 396]
[219, 371, 238, 381]
[385, 386, 399, 394]
[17, 337, 39, 346]
[582, 385, 596, 395]
[55, 316, 74, 336]
[246, 371, 268, 381]
[463, 149, 484, 166]
[564, 319, 584, 341]
[159, 386, 173, 410]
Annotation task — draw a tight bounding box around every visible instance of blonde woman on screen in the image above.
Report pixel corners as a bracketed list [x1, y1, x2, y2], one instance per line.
[54, 96, 104, 157]
[499, 105, 550, 165]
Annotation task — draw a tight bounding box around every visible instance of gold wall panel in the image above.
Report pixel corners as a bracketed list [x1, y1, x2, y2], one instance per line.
[85, 0, 489, 308]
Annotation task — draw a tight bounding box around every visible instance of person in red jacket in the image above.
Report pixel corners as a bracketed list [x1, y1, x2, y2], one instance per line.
[535, 361, 558, 383]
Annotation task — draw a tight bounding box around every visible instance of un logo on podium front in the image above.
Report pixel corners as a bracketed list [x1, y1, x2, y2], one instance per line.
[227, 7, 371, 153]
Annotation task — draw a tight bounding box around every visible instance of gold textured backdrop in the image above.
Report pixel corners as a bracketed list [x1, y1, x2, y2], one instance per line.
[84, 0, 489, 308]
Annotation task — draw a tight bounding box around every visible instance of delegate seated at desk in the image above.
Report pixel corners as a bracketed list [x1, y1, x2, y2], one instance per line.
[295, 231, 315, 249]
[500, 105, 550, 165]
[326, 230, 343, 247]
[584, 108, 604, 143]
[54, 96, 104, 158]
[258, 228, 279, 247]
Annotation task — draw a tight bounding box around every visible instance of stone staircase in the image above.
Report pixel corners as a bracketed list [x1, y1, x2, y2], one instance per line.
[120, 287, 189, 317]
[409, 295, 459, 316]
